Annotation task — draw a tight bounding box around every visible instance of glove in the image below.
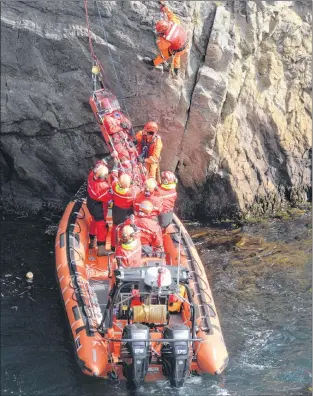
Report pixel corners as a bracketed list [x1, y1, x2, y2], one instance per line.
[137, 156, 145, 163]
[120, 122, 129, 129]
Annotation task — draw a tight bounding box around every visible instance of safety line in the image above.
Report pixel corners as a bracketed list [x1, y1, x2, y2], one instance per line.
[95, 0, 131, 119]
[83, 0, 109, 90]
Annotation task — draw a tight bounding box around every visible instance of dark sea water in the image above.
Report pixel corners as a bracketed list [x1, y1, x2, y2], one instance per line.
[1, 210, 312, 396]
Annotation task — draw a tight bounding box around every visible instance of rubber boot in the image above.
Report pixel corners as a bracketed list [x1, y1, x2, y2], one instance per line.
[143, 57, 155, 68]
[172, 68, 179, 79]
[97, 244, 112, 257]
[89, 235, 96, 249]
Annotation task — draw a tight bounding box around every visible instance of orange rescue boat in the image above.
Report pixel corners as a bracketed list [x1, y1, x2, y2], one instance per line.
[55, 187, 229, 387]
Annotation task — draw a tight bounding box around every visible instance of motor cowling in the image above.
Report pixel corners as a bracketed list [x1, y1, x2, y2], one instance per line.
[161, 324, 191, 388]
[121, 324, 150, 387]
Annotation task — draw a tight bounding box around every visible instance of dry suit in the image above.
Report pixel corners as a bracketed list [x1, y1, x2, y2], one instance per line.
[154, 5, 188, 70]
[135, 130, 163, 181]
[156, 183, 177, 228]
[111, 181, 139, 249]
[87, 170, 113, 247]
[115, 236, 142, 268]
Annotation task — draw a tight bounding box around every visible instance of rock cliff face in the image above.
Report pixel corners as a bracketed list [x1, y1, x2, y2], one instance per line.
[1, 0, 312, 219]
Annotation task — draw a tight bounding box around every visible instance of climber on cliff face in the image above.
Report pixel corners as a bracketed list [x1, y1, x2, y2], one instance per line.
[143, 0, 188, 77]
[135, 121, 163, 182]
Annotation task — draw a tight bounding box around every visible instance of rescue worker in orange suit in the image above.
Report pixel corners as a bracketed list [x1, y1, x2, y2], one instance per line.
[87, 163, 113, 256]
[126, 201, 164, 254]
[156, 171, 178, 229]
[111, 173, 140, 252]
[115, 225, 142, 268]
[134, 177, 163, 219]
[135, 121, 163, 182]
[143, 0, 188, 77]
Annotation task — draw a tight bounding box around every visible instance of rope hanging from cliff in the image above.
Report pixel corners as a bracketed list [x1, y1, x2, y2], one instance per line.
[83, 0, 108, 89]
[94, 0, 131, 119]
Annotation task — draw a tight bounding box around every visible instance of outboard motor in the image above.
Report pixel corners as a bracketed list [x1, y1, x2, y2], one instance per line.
[161, 324, 191, 387]
[121, 324, 150, 387]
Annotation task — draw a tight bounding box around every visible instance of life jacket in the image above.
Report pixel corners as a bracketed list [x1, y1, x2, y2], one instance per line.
[133, 217, 163, 249]
[156, 185, 177, 213]
[136, 130, 162, 164]
[133, 191, 163, 217]
[87, 171, 112, 203]
[115, 238, 142, 268]
[164, 22, 187, 51]
[112, 181, 138, 209]
[140, 134, 157, 159]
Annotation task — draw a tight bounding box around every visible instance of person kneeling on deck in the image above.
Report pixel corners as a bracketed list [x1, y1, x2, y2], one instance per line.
[115, 225, 142, 268]
[156, 171, 178, 229]
[111, 173, 140, 252]
[136, 121, 163, 182]
[134, 177, 163, 220]
[87, 163, 113, 256]
[131, 201, 164, 256]
[143, 1, 188, 78]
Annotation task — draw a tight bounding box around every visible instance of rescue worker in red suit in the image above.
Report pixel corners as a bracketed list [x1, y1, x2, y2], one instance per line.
[134, 178, 163, 219]
[143, 0, 188, 77]
[87, 163, 113, 256]
[115, 225, 142, 268]
[126, 201, 164, 255]
[156, 171, 178, 229]
[111, 173, 140, 252]
[136, 121, 163, 182]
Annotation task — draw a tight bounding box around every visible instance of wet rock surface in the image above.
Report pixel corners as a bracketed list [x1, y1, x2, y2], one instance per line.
[1, 0, 312, 218]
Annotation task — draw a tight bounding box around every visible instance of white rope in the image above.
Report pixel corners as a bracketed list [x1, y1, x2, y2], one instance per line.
[95, 0, 131, 119]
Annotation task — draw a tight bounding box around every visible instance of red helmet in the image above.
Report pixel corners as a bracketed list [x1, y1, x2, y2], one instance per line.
[156, 20, 170, 34]
[161, 171, 177, 185]
[138, 200, 154, 217]
[144, 121, 159, 134]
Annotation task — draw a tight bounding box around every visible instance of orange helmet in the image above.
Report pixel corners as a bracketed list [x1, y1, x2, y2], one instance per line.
[118, 173, 131, 189]
[138, 200, 154, 217]
[156, 20, 170, 34]
[120, 225, 135, 243]
[161, 171, 177, 185]
[144, 121, 159, 134]
[145, 177, 157, 192]
[93, 164, 109, 180]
